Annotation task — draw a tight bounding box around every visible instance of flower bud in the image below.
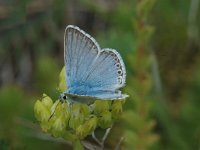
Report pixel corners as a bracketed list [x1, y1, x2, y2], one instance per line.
[40, 121, 52, 132]
[71, 103, 81, 115]
[84, 116, 98, 134]
[93, 100, 110, 114]
[111, 100, 123, 119]
[47, 101, 70, 137]
[61, 102, 70, 123]
[76, 116, 98, 139]
[76, 125, 87, 139]
[98, 111, 112, 128]
[41, 94, 53, 109]
[51, 115, 67, 137]
[69, 114, 84, 130]
[58, 67, 67, 92]
[34, 100, 51, 123]
[79, 104, 90, 117]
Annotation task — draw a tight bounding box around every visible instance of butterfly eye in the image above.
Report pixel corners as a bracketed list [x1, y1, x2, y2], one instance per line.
[63, 95, 67, 100]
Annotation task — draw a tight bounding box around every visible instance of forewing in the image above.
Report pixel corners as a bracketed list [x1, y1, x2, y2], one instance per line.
[64, 25, 100, 89]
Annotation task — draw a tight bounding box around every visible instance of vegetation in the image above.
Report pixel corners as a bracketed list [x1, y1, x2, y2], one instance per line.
[0, 0, 200, 149]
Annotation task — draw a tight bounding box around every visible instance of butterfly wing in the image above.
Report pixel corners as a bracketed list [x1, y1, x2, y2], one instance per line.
[64, 25, 100, 90]
[81, 48, 127, 99]
[64, 25, 127, 99]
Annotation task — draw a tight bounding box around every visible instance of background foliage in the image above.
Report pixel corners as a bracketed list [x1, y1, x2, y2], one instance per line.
[0, 0, 200, 149]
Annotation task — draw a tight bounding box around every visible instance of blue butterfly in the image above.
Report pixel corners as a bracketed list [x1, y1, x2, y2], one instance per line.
[60, 25, 128, 103]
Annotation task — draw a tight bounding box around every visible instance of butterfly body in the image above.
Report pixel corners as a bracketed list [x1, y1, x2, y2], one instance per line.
[61, 25, 128, 103]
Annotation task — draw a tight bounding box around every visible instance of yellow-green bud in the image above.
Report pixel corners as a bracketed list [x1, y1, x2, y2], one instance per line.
[79, 104, 90, 117]
[76, 116, 98, 139]
[71, 103, 81, 115]
[51, 115, 67, 137]
[58, 67, 67, 92]
[111, 100, 123, 119]
[69, 114, 84, 130]
[76, 125, 87, 139]
[93, 100, 110, 114]
[41, 94, 53, 110]
[69, 103, 91, 130]
[84, 116, 98, 134]
[98, 111, 112, 128]
[48, 101, 70, 137]
[40, 121, 52, 132]
[61, 103, 70, 123]
[34, 100, 51, 123]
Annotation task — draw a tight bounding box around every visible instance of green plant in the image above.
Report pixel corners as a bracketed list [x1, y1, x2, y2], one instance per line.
[34, 67, 125, 149]
[123, 0, 159, 149]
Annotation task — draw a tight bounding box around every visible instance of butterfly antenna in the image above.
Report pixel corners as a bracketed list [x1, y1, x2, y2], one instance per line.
[48, 101, 60, 121]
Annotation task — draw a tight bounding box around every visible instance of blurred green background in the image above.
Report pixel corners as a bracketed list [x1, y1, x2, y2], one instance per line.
[0, 0, 200, 149]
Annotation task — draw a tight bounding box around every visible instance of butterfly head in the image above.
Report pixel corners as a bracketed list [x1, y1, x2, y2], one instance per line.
[60, 93, 67, 102]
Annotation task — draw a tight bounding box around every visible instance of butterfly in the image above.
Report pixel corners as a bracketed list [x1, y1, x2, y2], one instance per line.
[60, 25, 128, 104]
